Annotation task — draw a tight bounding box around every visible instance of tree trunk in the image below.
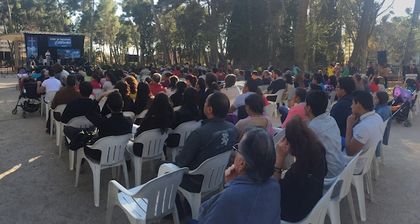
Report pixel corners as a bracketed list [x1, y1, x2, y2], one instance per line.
[349, 0, 377, 71]
[402, 0, 420, 66]
[294, 0, 310, 71]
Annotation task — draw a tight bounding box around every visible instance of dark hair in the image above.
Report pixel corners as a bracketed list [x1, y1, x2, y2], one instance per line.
[107, 91, 123, 112]
[245, 80, 263, 95]
[376, 91, 389, 105]
[338, 77, 356, 94]
[182, 87, 200, 118]
[245, 93, 264, 114]
[353, 90, 374, 111]
[206, 92, 230, 118]
[134, 81, 151, 114]
[239, 128, 276, 183]
[105, 71, 118, 85]
[295, 87, 307, 102]
[185, 74, 197, 87]
[79, 81, 93, 97]
[144, 93, 173, 133]
[151, 73, 162, 83]
[66, 75, 76, 87]
[373, 77, 380, 85]
[169, 76, 179, 90]
[114, 80, 130, 96]
[205, 73, 219, 91]
[197, 77, 206, 92]
[313, 73, 324, 84]
[306, 90, 328, 117]
[176, 81, 187, 94]
[224, 74, 236, 88]
[52, 63, 63, 74]
[125, 76, 138, 95]
[285, 117, 326, 172]
[273, 69, 282, 77]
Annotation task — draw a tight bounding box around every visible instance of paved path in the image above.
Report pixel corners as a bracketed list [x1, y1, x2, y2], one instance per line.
[0, 76, 420, 223]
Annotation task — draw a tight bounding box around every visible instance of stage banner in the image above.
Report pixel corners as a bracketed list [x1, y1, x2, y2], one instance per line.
[26, 36, 38, 59]
[48, 36, 72, 48]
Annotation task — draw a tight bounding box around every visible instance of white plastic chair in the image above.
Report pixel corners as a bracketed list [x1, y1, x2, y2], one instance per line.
[167, 121, 201, 162]
[266, 89, 285, 105]
[123, 111, 136, 122]
[52, 104, 67, 154]
[105, 167, 188, 224]
[62, 116, 94, 170]
[135, 109, 148, 120]
[264, 102, 278, 122]
[373, 118, 389, 178]
[281, 175, 337, 224]
[75, 134, 132, 207]
[44, 91, 57, 122]
[126, 129, 169, 186]
[325, 151, 362, 224]
[352, 144, 378, 222]
[178, 150, 232, 219]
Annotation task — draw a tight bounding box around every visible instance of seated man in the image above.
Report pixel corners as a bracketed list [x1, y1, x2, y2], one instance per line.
[330, 77, 356, 138]
[84, 91, 133, 162]
[51, 75, 80, 110]
[176, 92, 239, 170]
[345, 90, 383, 158]
[305, 90, 345, 178]
[198, 128, 280, 223]
[267, 69, 285, 95]
[61, 81, 99, 124]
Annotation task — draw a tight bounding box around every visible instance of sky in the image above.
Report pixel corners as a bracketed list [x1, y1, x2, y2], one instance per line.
[383, 0, 415, 17]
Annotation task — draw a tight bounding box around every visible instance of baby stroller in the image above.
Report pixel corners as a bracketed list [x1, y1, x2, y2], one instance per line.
[12, 79, 41, 118]
[390, 84, 417, 127]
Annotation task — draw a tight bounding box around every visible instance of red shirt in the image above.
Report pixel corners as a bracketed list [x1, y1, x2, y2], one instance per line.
[149, 83, 166, 96]
[369, 82, 379, 93]
[91, 80, 102, 89]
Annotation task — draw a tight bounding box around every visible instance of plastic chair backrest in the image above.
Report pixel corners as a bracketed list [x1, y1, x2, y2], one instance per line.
[275, 89, 285, 104]
[172, 121, 201, 148]
[356, 143, 378, 176]
[335, 151, 362, 201]
[133, 128, 169, 159]
[88, 134, 132, 165]
[44, 91, 57, 103]
[133, 168, 188, 221]
[136, 109, 148, 119]
[123, 111, 135, 122]
[189, 150, 232, 193]
[65, 116, 94, 128]
[98, 97, 107, 110]
[264, 103, 277, 118]
[54, 104, 67, 114]
[297, 177, 336, 224]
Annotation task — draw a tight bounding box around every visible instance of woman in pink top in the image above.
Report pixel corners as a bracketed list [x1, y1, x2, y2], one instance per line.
[236, 93, 274, 138]
[281, 88, 308, 128]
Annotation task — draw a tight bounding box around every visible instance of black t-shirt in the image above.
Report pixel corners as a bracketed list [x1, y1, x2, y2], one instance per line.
[267, 79, 286, 94]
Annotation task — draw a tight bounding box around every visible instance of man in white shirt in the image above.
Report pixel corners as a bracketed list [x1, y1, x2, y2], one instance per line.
[305, 90, 345, 178]
[38, 71, 61, 102]
[346, 90, 383, 156]
[229, 80, 259, 114]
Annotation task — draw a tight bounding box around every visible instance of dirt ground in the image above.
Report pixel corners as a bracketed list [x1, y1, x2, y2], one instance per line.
[1, 76, 420, 224]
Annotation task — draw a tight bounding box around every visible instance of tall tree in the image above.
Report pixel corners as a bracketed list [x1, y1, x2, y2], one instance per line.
[402, 0, 420, 66]
[294, 0, 310, 70]
[95, 0, 120, 63]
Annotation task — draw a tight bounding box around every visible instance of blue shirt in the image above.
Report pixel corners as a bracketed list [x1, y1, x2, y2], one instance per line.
[198, 176, 281, 224]
[330, 94, 353, 137]
[375, 104, 392, 121]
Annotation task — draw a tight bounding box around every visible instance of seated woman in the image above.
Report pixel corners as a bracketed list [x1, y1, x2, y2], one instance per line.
[235, 93, 274, 137]
[172, 87, 201, 129]
[101, 80, 136, 116]
[134, 93, 173, 137]
[273, 117, 327, 222]
[221, 74, 241, 104]
[198, 128, 280, 224]
[125, 75, 138, 100]
[170, 81, 187, 107]
[134, 81, 153, 116]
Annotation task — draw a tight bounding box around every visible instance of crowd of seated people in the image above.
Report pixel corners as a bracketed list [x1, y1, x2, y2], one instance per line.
[27, 61, 392, 223]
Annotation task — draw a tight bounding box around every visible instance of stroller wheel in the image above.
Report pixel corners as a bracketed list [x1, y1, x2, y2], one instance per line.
[403, 120, 411, 127]
[22, 112, 27, 118]
[12, 108, 17, 115]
